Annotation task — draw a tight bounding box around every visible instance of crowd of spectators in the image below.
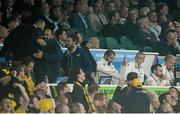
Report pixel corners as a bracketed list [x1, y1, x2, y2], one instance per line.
[0, 0, 180, 113]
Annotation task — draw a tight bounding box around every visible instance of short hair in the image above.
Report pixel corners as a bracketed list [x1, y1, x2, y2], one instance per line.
[159, 92, 169, 104]
[164, 54, 176, 62]
[157, 2, 168, 13]
[135, 52, 145, 59]
[169, 86, 179, 93]
[147, 10, 156, 17]
[70, 68, 81, 81]
[137, 16, 148, 26]
[55, 28, 66, 38]
[166, 29, 177, 39]
[151, 64, 162, 73]
[88, 83, 99, 94]
[22, 56, 34, 66]
[108, 11, 119, 21]
[55, 104, 69, 113]
[67, 32, 79, 43]
[127, 72, 138, 82]
[104, 49, 116, 57]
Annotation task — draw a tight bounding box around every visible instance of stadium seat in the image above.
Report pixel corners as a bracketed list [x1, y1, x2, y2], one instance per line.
[119, 36, 140, 50]
[106, 37, 125, 49]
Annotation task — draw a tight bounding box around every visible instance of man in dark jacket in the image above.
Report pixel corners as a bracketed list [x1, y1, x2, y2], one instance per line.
[33, 28, 63, 83]
[71, 68, 95, 112]
[124, 78, 150, 113]
[62, 33, 93, 83]
[113, 72, 138, 111]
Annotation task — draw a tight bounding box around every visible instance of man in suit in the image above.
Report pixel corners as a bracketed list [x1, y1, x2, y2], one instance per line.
[88, 1, 108, 33]
[69, 0, 89, 34]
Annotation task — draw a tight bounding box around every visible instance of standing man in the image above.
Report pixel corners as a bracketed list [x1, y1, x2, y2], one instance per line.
[120, 52, 146, 83]
[62, 33, 93, 83]
[33, 28, 63, 83]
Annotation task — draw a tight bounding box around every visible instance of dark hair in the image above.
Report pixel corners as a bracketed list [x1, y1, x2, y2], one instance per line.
[151, 64, 162, 73]
[166, 29, 177, 39]
[88, 83, 99, 94]
[169, 86, 179, 93]
[157, 2, 168, 13]
[159, 92, 169, 104]
[67, 32, 79, 43]
[22, 56, 34, 66]
[127, 72, 138, 81]
[108, 11, 119, 21]
[104, 49, 116, 57]
[70, 68, 81, 81]
[55, 28, 67, 38]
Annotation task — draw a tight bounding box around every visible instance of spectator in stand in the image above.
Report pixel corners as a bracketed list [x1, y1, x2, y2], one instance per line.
[87, 82, 99, 110]
[21, 56, 35, 95]
[33, 28, 63, 83]
[0, 25, 9, 43]
[88, 37, 100, 49]
[159, 102, 174, 113]
[28, 95, 40, 113]
[105, 1, 116, 22]
[62, 33, 93, 83]
[124, 78, 150, 113]
[57, 82, 70, 97]
[144, 64, 170, 86]
[169, 87, 179, 106]
[34, 2, 55, 30]
[71, 68, 95, 112]
[93, 92, 108, 113]
[147, 91, 160, 113]
[125, 8, 139, 41]
[119, 6, 128, 25]
[50, 5, 63, 31]
[88, 1, 108, 33]
[161, 55, 176, 85]
[55, 28, 67, 49]
[34, 81, 51, 100]
[121, 0, 130, 7]
[7, 15, 21, 32]
[55, 103, 70, 113]
[102, 11, 127, 39]
[144, 0, 156, 11]
[113, 72, 137, 106]
[148, 11, 161, 42]
[120, 52, 146, 83]
[0, 98, 15, 113]
[157, 2, 169, 16]
[154, 30, 179, 56]
[158, 92, 174, 113]
[69, 0, 89, 34]
[70, 102, 86, 113]
[139, 7, 150, 17]
[134, 16, 158, 51]
[107, 100, 122, 113]
[0, 0, 17, 26]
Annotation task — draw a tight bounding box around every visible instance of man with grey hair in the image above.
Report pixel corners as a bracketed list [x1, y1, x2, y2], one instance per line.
[161, 54, 176, 85]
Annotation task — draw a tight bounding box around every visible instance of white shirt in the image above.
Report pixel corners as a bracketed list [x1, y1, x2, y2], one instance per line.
[120, 60, 145, 82]
[97, 58, 120, 84]
[144, 73, 170, 86]
[161, 64, 174, 85]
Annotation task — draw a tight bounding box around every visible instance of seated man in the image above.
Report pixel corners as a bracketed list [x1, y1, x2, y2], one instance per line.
[144, 64, 170, 86]
[97, 49, 121, 84]
[120, 52, 146, 83]
[161, 55, 176, 85]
